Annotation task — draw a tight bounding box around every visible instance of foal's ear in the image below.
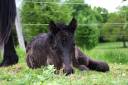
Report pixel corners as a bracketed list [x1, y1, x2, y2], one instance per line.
[49, 20, 58, 34]
[68, 17, 77, 33]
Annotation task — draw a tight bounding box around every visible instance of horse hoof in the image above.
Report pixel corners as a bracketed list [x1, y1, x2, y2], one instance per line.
[64, 68, 74, 76]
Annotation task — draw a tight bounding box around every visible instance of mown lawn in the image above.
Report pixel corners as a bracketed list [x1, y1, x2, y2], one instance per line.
[0, 42, 128, 85]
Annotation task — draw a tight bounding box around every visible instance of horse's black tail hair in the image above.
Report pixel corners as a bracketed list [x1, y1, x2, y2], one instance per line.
[0, 0, 16, 47]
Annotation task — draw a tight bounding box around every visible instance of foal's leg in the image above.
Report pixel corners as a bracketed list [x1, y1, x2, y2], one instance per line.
[0, 0, 18, 67]
[71, 47, 89, 71]
[72, 56, 89, 71]
[76, 47, 109, 72]
[87, 59, 110, 72]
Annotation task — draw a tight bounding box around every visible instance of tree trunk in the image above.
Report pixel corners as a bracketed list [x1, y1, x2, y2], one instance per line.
[122, 36, 127, 48]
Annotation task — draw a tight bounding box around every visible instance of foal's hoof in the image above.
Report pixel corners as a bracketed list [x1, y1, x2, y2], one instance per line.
[64, 68, 74, 76]
[95, 62, 110, 72]
[79, 65, 89, 71]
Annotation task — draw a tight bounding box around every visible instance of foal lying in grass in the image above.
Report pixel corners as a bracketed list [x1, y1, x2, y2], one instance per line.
[26, 17, 109, 75]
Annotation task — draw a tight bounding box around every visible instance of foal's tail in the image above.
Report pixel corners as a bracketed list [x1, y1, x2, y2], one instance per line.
[0, 0, 16, 47]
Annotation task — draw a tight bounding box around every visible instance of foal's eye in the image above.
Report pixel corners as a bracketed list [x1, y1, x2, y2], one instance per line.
[61, 37, 67, 46]
[62, 39, 66, 43]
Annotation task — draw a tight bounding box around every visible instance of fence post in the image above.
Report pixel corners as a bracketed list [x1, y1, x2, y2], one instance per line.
[15, 8, 26, 50]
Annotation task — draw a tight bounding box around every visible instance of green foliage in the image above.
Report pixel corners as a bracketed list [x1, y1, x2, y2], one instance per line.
[101, 13, 124, 42]
[100, 6, 128, 45]
[76, 25, 99, 50]
[21, 0, 103, 49]
[73, 5, 100, 49]
[21, 0, 72, 41]
[93, 7, 109, 23]
[63, 0, 101, 49]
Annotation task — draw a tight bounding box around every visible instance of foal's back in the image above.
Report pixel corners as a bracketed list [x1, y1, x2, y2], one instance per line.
[26, 33, 49, 68]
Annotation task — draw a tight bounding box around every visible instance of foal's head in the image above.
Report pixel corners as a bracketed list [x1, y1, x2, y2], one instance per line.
[48, 17, 77, 75]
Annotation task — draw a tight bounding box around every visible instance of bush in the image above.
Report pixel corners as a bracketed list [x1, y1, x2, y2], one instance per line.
[76, 25, 99, 50]
[21, 0, 100, 49]
[21, 1, 72, 41]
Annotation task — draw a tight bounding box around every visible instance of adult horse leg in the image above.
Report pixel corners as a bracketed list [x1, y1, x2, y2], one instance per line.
[0, 34, 18, 67]
[0, 0, 19, 67]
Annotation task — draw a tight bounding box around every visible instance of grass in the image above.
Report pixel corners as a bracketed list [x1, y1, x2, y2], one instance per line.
[82, 42, 128, 64]
[0, 42, 128, 85]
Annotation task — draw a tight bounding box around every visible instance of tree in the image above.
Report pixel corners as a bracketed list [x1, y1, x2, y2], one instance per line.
[101, 13, 123, 42]
[21, 0, 72, 41]
[119, 6, 128, 47]
[21, 0, 102, 50]
[101, 8, 128, 48]
[93, 7, 110, 42]
[75, 6, 100, 49]
[64, 0, 101, 49]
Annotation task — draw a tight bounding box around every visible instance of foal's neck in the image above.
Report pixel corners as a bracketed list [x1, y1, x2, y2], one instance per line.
[47, 32, 56, 48]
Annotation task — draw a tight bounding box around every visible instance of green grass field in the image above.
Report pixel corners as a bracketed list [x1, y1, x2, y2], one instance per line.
[0, 42, 128, 85]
